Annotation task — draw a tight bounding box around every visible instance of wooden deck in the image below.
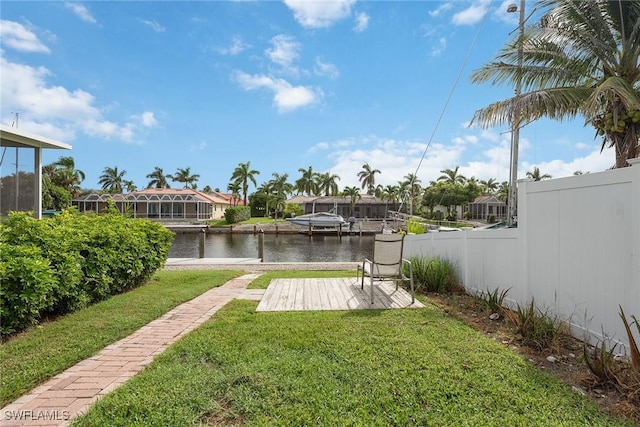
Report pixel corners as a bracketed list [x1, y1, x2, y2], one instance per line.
[255, 277, 424, 311]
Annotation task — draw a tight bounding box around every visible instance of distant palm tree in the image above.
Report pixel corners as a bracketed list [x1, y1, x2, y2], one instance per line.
[316, 172, 340, 196]
[202, 185, 213, 193]
[44, 156, 85, 197]
[380, 184, 400, 216]
[479, 177, 499, 195]
[99, 166, 127, 194]
[146, 167, 171, 189]
[497, 181, 509, 202]
[295, 166, 319, 196]
[227, 181, 242, 206]
[268, 173, 293, 219]
[231, 161, 260, 206]
[341, 186, 361, 215]
[357, 163, 381, 195]
[471, 0, 640, 168]
[437, 166, 466, 184]
[526, 167, 552, 181]
[402, 173, 422, 215]
[170, 167, 200, 189]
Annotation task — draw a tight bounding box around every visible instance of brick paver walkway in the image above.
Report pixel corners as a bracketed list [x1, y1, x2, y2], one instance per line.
[1, 274, 260, 427]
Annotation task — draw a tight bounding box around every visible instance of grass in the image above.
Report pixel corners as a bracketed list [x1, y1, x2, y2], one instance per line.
[0, 270, 243, 406]
[72, 299, 632, 426]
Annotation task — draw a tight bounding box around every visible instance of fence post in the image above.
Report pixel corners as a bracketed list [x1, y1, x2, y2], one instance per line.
[198, 227, 206, 258]
[258, 229, 264, 262]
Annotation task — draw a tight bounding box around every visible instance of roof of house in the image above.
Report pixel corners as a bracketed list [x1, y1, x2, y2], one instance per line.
[0, 124, 72, 150]
[472, 195, 504, 204]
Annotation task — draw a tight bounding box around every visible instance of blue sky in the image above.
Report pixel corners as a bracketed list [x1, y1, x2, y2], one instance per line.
[1, 0, 615, 192]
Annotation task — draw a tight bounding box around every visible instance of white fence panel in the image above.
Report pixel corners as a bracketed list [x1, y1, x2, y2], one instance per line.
[404, 158, 640, 351]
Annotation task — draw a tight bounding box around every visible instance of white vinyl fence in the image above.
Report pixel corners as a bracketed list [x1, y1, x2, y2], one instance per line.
[404, 158, 640, 351]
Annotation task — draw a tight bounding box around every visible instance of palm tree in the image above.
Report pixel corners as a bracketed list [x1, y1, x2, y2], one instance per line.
[479, 177, 499, 195]
[437, 166, 466, 184]
[402, 173, 422, 215]
[230, 161, 260, 206]
[526, 166, 552, 181]
[98, 166, 127, 193]
[227, 181, 242, 206]
[170, 167, 200, 189]
[380, 184, 400, 217]
[146, 167, 171, 189]
[497, 181, 510, 202]
[341, 186, 361, 215]
[43, 156, 85, 197]
[316, 172, 341, 196]
[268, 173, 293, 219]
[471, 0, 640, 169]
[295, 166, 319, 196]
[357, 163, 381, 195]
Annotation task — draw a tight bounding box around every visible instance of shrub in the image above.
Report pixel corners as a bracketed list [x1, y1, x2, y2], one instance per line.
[0, 243, 57, 335]
[407, 256, 458, 293]
[406, 219, 426, 234]
[224, 206, 251, 224]
[0, 210, 173, 336]
[487, 215, 496, 224]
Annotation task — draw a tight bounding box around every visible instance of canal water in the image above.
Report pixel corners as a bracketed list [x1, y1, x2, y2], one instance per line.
[169, 233, 375, 262]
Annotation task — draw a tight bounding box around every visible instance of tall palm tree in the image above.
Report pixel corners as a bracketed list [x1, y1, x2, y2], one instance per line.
[146, 167, 171, 189]
[170, 167, 200, 189]
[295, 166, 319, 196]
[230, 161, 260, 206]
[98, 166, 127, 194]
[315, 172, 341, 196]
[471, 0, 640, 168]
[526, 166, 552, 181]
[380, 184, 400, 216]
[357, 163, 381, 195]
[43, 156, 85, 197]
[341, 186, 361, 215]
[437, 166, 466, 184]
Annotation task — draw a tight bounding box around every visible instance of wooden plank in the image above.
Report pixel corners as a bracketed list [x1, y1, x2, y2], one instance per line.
[257, 277, 423, 312]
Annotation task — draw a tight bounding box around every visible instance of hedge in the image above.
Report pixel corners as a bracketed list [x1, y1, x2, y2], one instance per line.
[0, 210, 174, 336]
[224, 206, 251, 224]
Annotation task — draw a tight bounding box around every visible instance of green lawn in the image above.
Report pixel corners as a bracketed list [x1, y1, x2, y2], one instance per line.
[74, 303, 631, 426]
[0, 270, 242, 406]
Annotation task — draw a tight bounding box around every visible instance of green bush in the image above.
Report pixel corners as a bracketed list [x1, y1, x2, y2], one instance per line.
[0, 210, 173, 336]
[0, 243, 57, 335]
[224, 206, 251, 224]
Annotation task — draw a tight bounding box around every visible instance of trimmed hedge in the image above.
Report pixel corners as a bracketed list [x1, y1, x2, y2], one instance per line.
[224, 206, 251, 224]
[0, 210, 174, 336]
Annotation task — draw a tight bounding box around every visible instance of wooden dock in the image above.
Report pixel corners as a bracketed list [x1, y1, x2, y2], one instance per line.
[256, 277, 424, 312]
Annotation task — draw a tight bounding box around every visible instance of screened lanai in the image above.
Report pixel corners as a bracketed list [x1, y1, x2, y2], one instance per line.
[0, 124, 72, 219]
[73, 189, 216, 221]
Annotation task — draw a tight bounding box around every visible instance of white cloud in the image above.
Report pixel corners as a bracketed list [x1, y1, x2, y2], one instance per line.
[314, 58, 339, 79]
[0, 20, 50, 53]
[265, 34, 300, 70]
[140, 19, 166, 33]
[284, 0, 355, 28]
[233, 71, 322, 112]
[140, 111, 157, 127]
[431, 37, 447, 56]
[452, 0, 491, 26]
[429, 3, 453, 18]
[64, 2, 98, 24]
[0, 54, 155, 143]
[353, 12, 369, 32]
[218, 36, 250, 56]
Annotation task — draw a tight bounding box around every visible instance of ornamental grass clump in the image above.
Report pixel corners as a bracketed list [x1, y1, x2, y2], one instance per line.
[407, 256, 458, 293]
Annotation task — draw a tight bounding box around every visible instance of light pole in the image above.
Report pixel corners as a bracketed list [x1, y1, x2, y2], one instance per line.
[507, 0, 524, 226]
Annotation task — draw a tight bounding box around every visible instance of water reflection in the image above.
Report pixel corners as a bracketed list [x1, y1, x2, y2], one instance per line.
[169, 233, 375, 262]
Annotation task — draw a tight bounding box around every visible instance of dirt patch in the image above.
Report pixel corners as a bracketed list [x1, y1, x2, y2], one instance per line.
[427, 291, 639, 423]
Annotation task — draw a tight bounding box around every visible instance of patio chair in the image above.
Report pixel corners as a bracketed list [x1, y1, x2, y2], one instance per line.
[357, 233, 415, 305]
